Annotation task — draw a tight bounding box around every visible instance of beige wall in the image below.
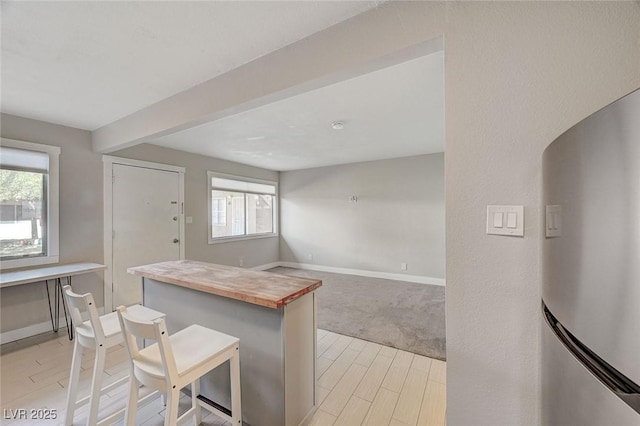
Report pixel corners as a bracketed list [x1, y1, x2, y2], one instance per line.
[443, 3, 639, 424]
[280, 154, 444, 280]
[112, 144, 280, 268]
[0, 113, 104, 332]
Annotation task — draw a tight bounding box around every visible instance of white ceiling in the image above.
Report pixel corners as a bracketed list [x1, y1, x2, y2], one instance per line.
[1, 1, 380, 130]
[2, 1, 443, 172]
[150, 51, 444, 171]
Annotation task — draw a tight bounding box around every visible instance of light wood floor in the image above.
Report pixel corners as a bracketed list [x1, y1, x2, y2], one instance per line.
[0, 329, 446, 425]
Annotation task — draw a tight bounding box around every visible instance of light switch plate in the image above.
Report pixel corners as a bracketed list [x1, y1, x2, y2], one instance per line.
[545, 205, 562, 238]
[487, 205, 524, 236]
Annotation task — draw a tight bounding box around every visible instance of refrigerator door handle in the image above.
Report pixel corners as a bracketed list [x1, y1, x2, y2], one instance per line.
[543, 303, 640, 414]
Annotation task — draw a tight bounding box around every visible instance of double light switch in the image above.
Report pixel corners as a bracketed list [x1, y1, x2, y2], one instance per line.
[487, 205, 524, 237]
[492, 211, 517, 228]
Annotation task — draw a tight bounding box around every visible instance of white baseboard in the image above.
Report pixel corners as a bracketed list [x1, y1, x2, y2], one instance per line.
[0, 307, 105, 344]
[253, 261, 446, 286]
[250, 262, 282, 271]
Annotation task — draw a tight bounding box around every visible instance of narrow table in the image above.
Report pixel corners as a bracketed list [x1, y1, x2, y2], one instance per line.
[0, 262, 106, 340]
[128, 260, 322, 426]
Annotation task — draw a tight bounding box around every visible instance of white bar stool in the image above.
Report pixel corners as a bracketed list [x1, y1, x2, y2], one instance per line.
[63, 286, 165, 426]
[116, 305, 242, 426]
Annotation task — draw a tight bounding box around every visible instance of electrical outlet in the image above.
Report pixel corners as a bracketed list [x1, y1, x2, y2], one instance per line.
[239, 257, 244, 267]
[308, 254, 313, 261]
[401, 263, 407, 271]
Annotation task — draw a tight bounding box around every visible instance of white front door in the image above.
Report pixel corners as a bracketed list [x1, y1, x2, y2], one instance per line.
[111, 164, 182, 308]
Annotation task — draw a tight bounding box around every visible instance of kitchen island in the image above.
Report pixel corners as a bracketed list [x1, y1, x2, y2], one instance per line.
[128, 260, 322, 426]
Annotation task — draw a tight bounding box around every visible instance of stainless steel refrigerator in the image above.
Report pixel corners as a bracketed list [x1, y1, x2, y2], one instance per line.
[542, 88, 640, 425]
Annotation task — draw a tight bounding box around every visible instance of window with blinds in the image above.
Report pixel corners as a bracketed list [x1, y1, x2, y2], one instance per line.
[207, 172, 277, 243]
[0, 140, 60, 267]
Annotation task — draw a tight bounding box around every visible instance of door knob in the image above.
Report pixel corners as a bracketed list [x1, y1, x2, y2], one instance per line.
[173, 238, 179, 243]
[172, 216, 178, 221]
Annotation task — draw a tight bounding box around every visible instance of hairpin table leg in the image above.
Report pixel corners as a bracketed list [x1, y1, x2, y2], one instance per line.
[45, 277, 74, 339]
[45, 279, 56, 332]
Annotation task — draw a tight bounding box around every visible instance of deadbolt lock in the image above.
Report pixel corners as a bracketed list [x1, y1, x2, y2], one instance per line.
[173, 238, 179, 244]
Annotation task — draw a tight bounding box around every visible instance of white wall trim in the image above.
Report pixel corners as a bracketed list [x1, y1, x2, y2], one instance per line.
[103, 155, 185, 312]
[0, 307, 105, 344]
[251, 261, 446, 286]
[250, 262, 282, 271]
[102, 155, 185, 173]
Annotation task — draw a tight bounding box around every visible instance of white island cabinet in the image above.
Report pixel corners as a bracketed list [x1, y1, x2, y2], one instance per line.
[128, 260, 322, 426]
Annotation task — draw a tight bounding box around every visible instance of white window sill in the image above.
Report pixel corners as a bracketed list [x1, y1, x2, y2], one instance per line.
[208, 233, 278, 245]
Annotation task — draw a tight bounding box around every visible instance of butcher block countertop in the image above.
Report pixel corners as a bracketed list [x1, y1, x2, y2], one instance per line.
[128, 260, 322, 309]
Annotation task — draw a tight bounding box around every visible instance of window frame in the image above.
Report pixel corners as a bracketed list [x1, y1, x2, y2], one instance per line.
[207, 171, 278, 244]
[0, 138, 60, 269]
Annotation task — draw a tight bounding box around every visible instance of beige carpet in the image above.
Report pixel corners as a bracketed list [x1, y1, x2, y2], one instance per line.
[268, 267, 446, 360]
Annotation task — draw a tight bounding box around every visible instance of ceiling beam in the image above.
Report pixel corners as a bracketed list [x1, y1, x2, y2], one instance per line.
[91, 2, 444, 153]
